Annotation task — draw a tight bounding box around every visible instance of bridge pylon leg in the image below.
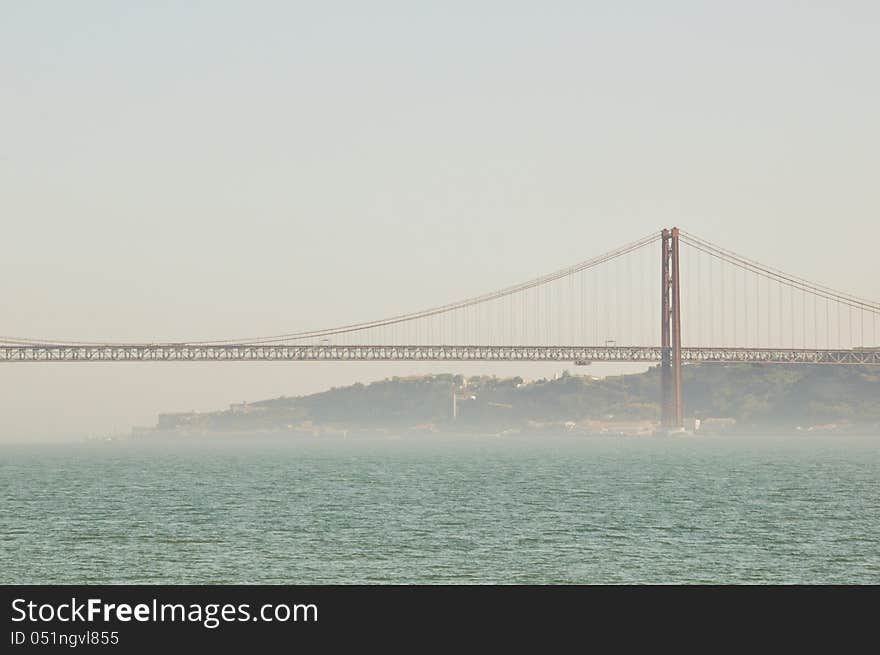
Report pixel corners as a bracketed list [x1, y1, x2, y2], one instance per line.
[661, 228, 684, 429]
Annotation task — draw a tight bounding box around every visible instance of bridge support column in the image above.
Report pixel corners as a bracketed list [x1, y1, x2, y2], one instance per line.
[661, 228, 683, 429]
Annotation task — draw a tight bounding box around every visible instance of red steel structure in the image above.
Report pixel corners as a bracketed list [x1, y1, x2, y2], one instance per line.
[660, 228, 684, 429]
[2, 227, 879, 430]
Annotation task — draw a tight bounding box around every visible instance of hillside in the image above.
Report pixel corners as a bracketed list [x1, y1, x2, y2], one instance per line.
[141, 364, 880, 437]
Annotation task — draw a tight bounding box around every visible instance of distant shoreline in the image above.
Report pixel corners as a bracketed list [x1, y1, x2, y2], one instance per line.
[131, 366, 880, 441]
[128, 422, 880, 442]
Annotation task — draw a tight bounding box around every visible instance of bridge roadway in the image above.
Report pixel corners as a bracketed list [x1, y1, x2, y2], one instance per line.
[1, 343, 879, 365]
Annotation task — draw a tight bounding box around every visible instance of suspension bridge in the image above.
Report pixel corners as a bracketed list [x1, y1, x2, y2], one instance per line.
[2, 228, 879, 428]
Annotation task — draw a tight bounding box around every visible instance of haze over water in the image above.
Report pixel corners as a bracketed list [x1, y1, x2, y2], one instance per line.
[2, 434, 878, 584]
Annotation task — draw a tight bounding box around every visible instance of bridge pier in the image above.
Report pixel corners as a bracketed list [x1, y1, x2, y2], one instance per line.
[661, 228, 684, 429]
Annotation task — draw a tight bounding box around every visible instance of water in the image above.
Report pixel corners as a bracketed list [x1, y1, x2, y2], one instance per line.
[1, 434, 878, 584]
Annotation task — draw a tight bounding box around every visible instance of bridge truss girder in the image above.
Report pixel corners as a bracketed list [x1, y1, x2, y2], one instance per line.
[1, 344, 878, 365]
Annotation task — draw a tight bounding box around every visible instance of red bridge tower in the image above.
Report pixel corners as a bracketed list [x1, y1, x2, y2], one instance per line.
[661, 228, 683, 429]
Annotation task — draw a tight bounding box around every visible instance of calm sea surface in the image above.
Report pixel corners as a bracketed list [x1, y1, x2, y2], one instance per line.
[2, 434, 878, 584]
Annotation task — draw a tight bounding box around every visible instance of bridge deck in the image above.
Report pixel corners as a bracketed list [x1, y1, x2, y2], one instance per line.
[1, 344, 879, 365]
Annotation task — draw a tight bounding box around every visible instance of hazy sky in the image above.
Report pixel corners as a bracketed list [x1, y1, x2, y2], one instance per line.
[2, 2, 878, 438]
